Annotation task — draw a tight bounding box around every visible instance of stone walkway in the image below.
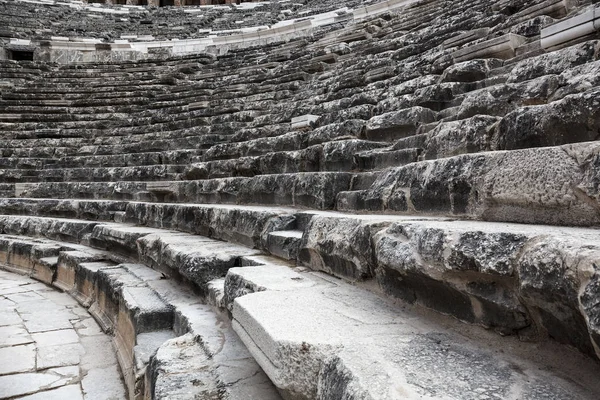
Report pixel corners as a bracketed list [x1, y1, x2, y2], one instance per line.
[0, 269, 127, 400]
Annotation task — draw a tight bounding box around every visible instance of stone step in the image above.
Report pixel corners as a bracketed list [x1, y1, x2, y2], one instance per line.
[0, 149, 205, 170]
[13, 172, 359, 210]
[184, 139, 387, 179]
[0, 198, 300, 249]
[229, 263, 600, 399]
[0, 164, 185, 183]
[4, 204, 600, 360]
[265, 230, 303, 261]
[0, 233, 281, 400]
[1, 133, 227, 156]
[337, 140, 600, 226]
[355, 147, 422, 170]
[364, 106, 438, 142]
[202, 120, 366, 162]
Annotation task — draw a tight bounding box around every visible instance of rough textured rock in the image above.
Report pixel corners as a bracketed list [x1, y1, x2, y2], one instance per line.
[493, 88, 600, 150]
[424, 115, 500, 159]
[340, 142, 600, 226]
[232, 278, 600, 400]
[137, 231, 260, 294]
[364, 106, 437, 142]
[298, 215, 384, 280]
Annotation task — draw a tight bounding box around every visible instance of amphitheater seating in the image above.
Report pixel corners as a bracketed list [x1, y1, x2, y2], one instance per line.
[2, 0, 600, 398]
[0, 0, 360, 42]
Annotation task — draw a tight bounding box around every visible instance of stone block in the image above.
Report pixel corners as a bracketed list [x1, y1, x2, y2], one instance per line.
[452, 33, 527, 62]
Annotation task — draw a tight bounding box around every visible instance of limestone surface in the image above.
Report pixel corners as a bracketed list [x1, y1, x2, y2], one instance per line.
[0, 270, 126, 400]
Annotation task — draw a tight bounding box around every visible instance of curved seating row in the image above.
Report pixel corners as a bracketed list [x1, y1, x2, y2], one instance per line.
[1, 210, 600, 399]
[2, 0, 600, 398]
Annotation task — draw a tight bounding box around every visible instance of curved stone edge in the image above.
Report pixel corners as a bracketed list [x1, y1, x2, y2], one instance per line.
[0, 228, 281, 400]
[227, 265, 600, 400]
[1, 204, 600, 361]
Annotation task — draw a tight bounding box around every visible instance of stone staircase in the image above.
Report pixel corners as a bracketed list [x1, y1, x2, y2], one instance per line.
[1, 0, 600, 399]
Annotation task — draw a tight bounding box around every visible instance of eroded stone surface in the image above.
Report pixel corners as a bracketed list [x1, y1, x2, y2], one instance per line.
[232, 272, 600, 400]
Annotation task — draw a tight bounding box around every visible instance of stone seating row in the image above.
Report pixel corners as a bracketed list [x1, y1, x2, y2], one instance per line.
[0, 0, 297, 41]
[1, 48, 598, 166]
[1, 206, 599, 399]
[0, 227, 282, 399]
[3, 137, 597, 227]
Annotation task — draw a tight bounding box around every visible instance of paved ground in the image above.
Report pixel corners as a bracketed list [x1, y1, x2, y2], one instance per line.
[0, 269, 127, 400]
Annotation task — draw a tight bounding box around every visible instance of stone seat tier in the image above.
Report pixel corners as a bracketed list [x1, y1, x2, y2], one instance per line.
[0, 149, 206, 169]
[337, 140, 600, 226]
[11, 171, 368, 210]
[0, 200, 600, 362]
[229, 263, 600, 399]
[184, 139, 388, 179]
[0, 120, 350, 156]
[1, 135, 227, 158]
[3, 141, 598, 225]
[0, 231, 281, 400]
[0, 164, 185, 183]
[1, 208, 600, 399]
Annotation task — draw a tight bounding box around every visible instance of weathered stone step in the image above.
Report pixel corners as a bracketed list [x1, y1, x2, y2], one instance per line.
[0, 149, 205, 170]
[203, 120, 366, 162]
[337, 140, 600, 226]
[0, 232, 281, 400]
[229, 263, 600, 399]
[364, 106, 438, 142]
[4, 203, 600, 360]
[0, 164, 185, 183]
[185, 139, 386, 179]
[0, 199, 299, 249]
[355, 146, 422, 170]
[0, 215, 264, 295]
[13, 172, 359, 210]
[265, 230, 303, 261]
[1, 133, 226, 156]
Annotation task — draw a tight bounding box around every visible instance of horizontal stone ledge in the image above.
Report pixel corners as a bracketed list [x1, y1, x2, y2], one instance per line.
[2, 203, 600, 361]
[13, 172, 357, 210]
[231, 268, 600, 399]
[452, 33, 528, 62]
[337, 140, 600, 227]
[0, 234, 279, 399]
[541, 6, 600, 50]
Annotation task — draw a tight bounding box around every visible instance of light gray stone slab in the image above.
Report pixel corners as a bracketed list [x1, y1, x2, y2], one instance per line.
[17, 384, 84, 400]
[0, 366, 79, 398]
[0, 324, 33, 347]
[5, 291, 45, 303]
[37, 342, 85, 369]
[0, 343, 36, 375]
[32, 328, 79, 347]
[81, 365, 127, 400]
[22, 311, 76, 333]
[0, 309, 24, 326]
[80, 335, 119, 370]
[72, 317, 103, 337]
[233, 282, 600, 399]
[224, 265, 319, 309]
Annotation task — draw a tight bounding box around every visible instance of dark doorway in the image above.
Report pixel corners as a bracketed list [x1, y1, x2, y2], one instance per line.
[9, 50, 34, 61]
[160, 0, 174, 6]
